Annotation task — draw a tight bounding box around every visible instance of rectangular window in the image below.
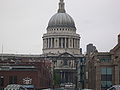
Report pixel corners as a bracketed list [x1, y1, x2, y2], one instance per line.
[101, 81, 112, 88]
[101, 75, 112, 81]
[101, 68, 106, 74]
[9, 76, 17, 84]
[101, 67, 112, 89]
[107, 68, 112, 75]
[101, 67, 112, 75]
[0, 76, 4, 86]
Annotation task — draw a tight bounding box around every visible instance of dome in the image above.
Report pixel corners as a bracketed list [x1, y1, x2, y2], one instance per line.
[47, 13, 75, 28]
[47, 0, 76, 29]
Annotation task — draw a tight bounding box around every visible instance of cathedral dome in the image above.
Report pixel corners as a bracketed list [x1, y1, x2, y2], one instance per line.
[48, 13, 75, 28]
[47, 0, 76, 29]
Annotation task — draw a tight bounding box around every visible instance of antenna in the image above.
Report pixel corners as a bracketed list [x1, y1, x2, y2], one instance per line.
[1, 44, 3, 61]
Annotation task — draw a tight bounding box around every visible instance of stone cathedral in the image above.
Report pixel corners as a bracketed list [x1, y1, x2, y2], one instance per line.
[42, 0, 80, 55]
[42, 0, 82, 85]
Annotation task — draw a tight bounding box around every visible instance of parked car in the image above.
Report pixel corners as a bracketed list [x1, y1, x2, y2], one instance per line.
[4, 84, 27, 90]
[64, 83, 75, 88]
[107, 85, 120, 90]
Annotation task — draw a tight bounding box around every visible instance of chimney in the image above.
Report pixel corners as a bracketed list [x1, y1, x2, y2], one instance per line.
[118, 34, 120, 44]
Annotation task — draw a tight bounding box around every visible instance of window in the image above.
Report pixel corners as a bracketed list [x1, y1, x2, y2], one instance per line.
[101, 68, 112, 75]
[99, 55, 111, 62]
[64, 60, 67, 65]
[0, 76, 4, 86]
[101, 81, 112, 88]
[101, 67, 112, 90]
[9, 76, 17, 84]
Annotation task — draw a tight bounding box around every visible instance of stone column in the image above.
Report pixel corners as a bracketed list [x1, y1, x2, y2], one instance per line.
[114, 66, 119, 84]
[64, 72, 66, 83]
[55, 38, 57, 48]
[70, 38, 73, 48]
[50, 38, 52, 48]
[95, 65, 101, 90]
[52, 38, 54, 48]
[68, 72, 70, 82]
[65, 38, 66, 48]
[46, 38, 47, 48]
[48, 38, 49, 48]
[78, 39, 80, 48]
[49, 38, 51, 48]
[43, 39, 45, 49]
[61, 71, 63, 83]
[74, 39, 76, 48]
[68, 38, 70, 48]
[76, 39, 77, 48]
[75, 39, 77, 48]
[45, 39, 47, 49]
[77, 39, 79, 48]
[57, 38, 59, 48]
[63, 38, 65, 48]
[73, 38, 74, 48]
[66, 38, 69, 48]
[76, 39, 78, 48]
[61, 38, 63, 48]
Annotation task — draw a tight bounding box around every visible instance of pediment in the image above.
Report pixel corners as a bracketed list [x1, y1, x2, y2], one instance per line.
[58, 52, 74, 58]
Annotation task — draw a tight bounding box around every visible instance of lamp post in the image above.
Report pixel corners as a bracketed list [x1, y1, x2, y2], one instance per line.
[52, 60, 55, 89]
[78, 57, 85, 89]
[52, 59, 56, 89]
[75, 59, 79, 90]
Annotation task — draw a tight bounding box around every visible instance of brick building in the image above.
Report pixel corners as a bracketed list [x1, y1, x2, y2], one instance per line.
[0, 61, 52, 90]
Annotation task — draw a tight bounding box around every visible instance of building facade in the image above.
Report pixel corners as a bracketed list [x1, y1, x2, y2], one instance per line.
[0, 0, 83, 89]
[85, 34, 120, 90]
[42, 0, 83, 87]
[0, 62, 52, 90]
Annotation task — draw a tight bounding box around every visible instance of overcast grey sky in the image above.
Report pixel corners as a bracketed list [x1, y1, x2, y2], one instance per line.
[0, 0, 120, 54]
